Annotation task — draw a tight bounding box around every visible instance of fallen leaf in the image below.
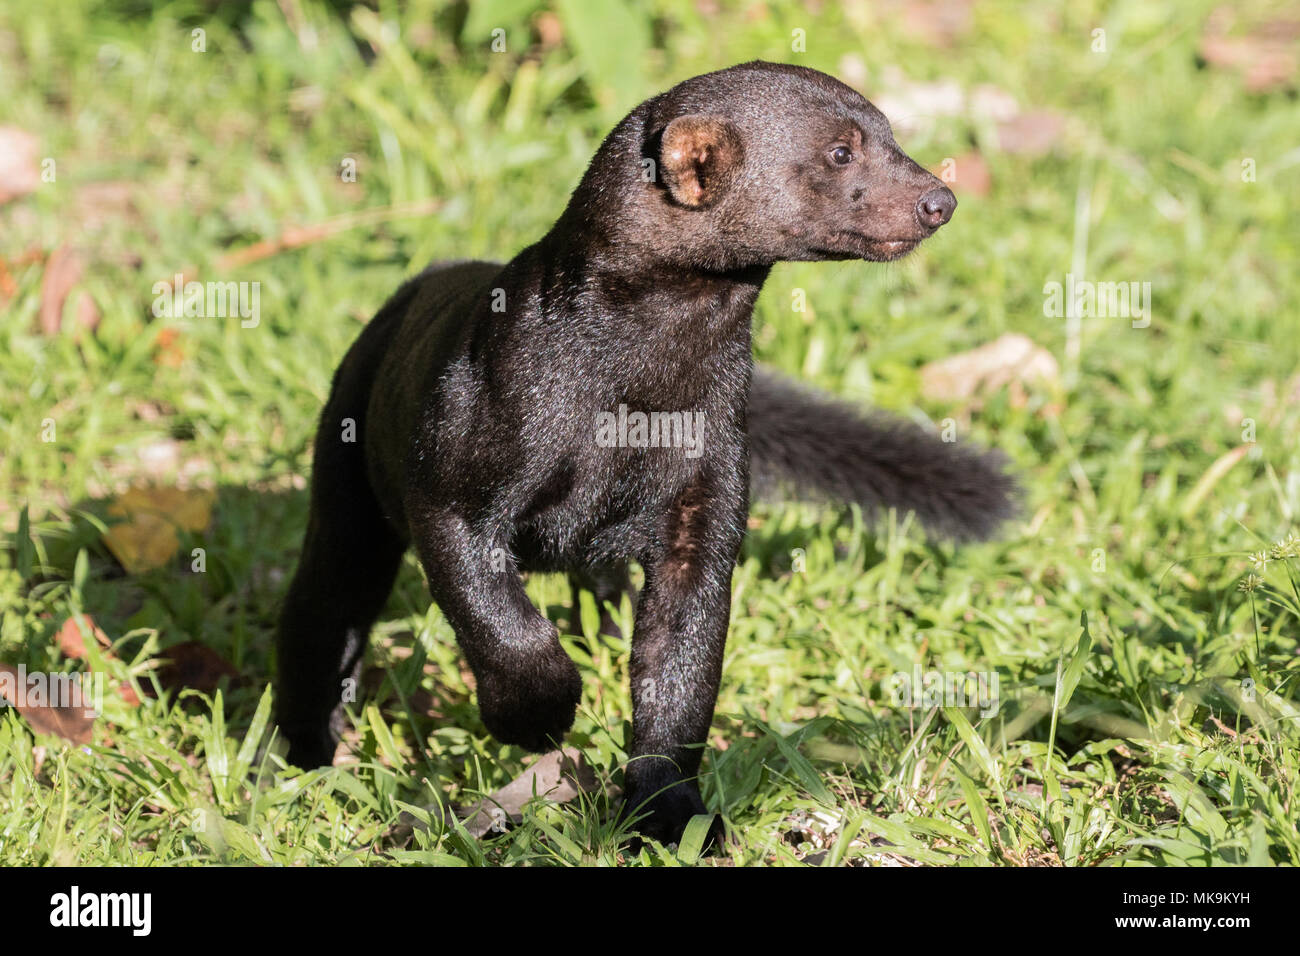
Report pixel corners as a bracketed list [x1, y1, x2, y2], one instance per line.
[0, 127, 40, 204]
[56, 614, 110, 659]
[118, 682, 141, 707]
[153, 641, 241, 697]
[1200, 7, 1299, 93]
[102, 485, 214, 574]
[460, 748, 601, 838]
[74, 290, 100, 334]
[55, 614, 141, 708]
[214, 198, 442, 270]
[920, 333, 1060, 403]
[38, 246, 85, 336]
[0, 662, 96, 744]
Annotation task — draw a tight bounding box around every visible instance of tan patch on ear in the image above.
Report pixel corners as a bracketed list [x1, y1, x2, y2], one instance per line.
[660, 114, 744, 208]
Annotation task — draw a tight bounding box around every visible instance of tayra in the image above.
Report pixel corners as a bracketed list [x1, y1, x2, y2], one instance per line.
[276, 61, 1017, 845]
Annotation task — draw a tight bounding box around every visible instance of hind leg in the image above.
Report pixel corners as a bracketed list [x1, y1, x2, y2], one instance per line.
[568, 562, 635, 640]
[276, 412, 406, 768]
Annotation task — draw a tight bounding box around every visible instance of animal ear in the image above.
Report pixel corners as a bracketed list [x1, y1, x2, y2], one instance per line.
[658, 114, 744, 208]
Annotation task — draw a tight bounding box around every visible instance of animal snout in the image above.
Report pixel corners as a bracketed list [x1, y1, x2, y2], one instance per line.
[916, 186, 957, 230]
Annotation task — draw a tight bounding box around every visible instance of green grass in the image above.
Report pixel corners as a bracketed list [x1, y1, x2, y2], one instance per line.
[1, 0, 1298, 865]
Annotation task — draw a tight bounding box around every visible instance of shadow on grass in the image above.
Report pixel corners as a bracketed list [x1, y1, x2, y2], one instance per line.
[13, 483, 483, 751]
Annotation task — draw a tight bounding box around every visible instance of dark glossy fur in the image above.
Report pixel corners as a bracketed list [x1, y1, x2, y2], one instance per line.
[276, 62, 1018, 845]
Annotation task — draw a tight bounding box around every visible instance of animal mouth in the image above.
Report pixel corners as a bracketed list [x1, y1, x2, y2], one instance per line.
[860, 238, 919, 260]
[814, 232, 921, 262]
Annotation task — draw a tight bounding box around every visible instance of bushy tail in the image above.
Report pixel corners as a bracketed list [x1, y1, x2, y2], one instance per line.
[747, 367, 1019, 541]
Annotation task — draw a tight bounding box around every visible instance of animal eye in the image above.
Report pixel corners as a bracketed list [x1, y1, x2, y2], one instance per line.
[830, 146, 853, 165]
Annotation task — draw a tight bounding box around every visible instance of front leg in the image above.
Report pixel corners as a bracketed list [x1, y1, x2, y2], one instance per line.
[623, 471, 747, 847]
[412, 509, 581, 753]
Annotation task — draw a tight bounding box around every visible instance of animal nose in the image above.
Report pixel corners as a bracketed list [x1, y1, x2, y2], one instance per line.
[916, 187, 957, 229]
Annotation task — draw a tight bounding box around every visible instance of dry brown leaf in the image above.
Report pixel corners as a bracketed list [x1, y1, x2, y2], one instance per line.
[1200, 7, 1299, 93]
[38, 246, 85, 336]
[102, 485, 214, 574]
[920, 333, 1060, 403]
[55, 614, 140, 708]
[0, 662, 96, 745]
[74, 290, 100, 334]
[0, 127, 40, 204]
[460, 748, 601, 838]
[56, 614, 110, 659]
[214, 198, 441, 270]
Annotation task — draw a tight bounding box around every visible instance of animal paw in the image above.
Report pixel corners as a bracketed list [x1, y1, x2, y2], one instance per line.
[475, 647, 582, 752]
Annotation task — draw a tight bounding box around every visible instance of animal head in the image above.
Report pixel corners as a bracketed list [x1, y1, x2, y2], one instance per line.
[567, 61, 956, 271]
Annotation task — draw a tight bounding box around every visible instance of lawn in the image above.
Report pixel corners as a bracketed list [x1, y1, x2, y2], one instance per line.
[1, 0, 1298, 866]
